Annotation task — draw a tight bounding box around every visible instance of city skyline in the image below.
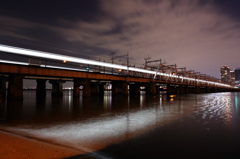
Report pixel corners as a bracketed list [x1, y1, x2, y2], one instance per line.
[1, 0, 240, 87]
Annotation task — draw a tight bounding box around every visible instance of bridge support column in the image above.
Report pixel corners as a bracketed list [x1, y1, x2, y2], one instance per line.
[111, 81, 128, 96]
[189, 86, 195, 93]
[83, 79, 91, 97]
[221, 88, 224, 92]
[7, 74, 24, 100]
[0, 76, 7, 102]
[195, 86, 200, 94]
[90, 82, 105, 96]
[49, 80, 65, 96]
[73, 78, 91, 97]
[212, 87, 217, 93]
[121, 82, 129, 96]
[185, 85, 189, 94]
[73, 79, 81, 97]
[179, 85, 184, 94]
[167, 84, 171, 94]
[90, 82, 99, 95]
[98, 83, 105, 96]
[156, 85, 160, 94]
[129, 83, 140, 96]
[146, 81, 156, 95]
[36, 79, 46, 98]
[111, 81, 118, 95]
[205, 87, 210, 93]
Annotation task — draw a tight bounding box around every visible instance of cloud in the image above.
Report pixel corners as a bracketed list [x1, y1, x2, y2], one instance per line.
[0, 15, 38, 40]
[98, 0, 240, 77]
[1, 0, 240, 78]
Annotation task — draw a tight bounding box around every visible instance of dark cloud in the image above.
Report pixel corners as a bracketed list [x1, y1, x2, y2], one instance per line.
[0, 0, 102, 24]
[0, 0, 240, 79]
[213, 0, 240, 21]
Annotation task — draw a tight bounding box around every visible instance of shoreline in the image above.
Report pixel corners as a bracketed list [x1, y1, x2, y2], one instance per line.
[0, 130, 83, 159]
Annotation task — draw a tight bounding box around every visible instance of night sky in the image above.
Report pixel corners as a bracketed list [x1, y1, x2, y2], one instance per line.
[1, 0, 240, 86]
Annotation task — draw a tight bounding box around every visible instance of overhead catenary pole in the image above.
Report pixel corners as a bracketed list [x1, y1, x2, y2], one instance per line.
[110, 52, 115, 74]
[113, 52, 129, 75]
[144, 54, 151, 68]
[127, 51, 129, 75]
[0, 44, 233, 88]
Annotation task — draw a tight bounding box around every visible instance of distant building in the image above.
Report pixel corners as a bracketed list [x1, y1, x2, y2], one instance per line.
[230, 70, 235, 85]
[221, 65, 231, 83]
[235, 68, 240, 86]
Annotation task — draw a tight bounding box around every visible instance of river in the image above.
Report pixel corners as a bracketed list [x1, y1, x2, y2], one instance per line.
[0, 90, 240, 158]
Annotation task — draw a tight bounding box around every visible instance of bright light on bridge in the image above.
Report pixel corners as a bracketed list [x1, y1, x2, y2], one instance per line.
[0, 44, 128, 70]
[0, 44, 233, 88]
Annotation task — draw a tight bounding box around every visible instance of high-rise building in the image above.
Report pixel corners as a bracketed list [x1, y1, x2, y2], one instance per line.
[221, 65, 231, 83]
[230, 70, 235, 85]
[235, 68, 240, 86]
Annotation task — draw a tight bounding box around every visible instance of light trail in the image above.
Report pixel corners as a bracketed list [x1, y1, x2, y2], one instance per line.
[0, 44, 233, 88]
[0, 44, 127, 70]
[0, 59, 28, 66]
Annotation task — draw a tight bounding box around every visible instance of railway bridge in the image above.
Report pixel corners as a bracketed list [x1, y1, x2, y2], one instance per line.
[0, 44, 238, 100]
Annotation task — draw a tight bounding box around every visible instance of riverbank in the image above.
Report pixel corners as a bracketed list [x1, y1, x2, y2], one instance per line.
[0, 130, 81, 159]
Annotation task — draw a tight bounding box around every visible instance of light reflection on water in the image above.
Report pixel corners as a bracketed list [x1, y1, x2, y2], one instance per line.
[0, 91, 240, 154]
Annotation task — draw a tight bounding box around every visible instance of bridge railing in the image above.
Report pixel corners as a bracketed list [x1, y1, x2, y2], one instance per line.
[0, 44, 235, 89]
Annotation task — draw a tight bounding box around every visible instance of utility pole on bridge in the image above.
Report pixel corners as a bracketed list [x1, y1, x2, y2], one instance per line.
[110, 52, 115, 74]
[110, 52, 129, 75]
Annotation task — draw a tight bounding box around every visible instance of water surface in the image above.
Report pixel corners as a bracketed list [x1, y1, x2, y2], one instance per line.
[0, 91, 240, 158]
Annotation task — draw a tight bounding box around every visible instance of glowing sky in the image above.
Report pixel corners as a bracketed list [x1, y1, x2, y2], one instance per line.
[0, 0, 240, 79]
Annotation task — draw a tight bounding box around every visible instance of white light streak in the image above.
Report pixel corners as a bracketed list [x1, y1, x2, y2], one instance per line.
[0, 44, 127, 70]
[0, 59, 28, 65]
[0, 44, 233, 88]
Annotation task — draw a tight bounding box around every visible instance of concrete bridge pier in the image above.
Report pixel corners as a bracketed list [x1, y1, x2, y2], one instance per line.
[36, 79, 47, 98]
[210, 87, 215, 93]
[167, 84, 172, 94]
[90, 82, 98, 95]
[178, 85, 189, 94]
[73, 78, 81, 97]
[168, 84, 180, 94]
[49, 80, 65, 96]
[223, 88, 228, 92]
[218, 88, 223, 92]
[156, 85, 160, 94]
[129, 83, 140, 96]
[179, 85, 185, 94]
[111, 81, 118, 95]
[82, 79, 91, 97]
[195, 86, 201, 94]
[73, 79, 80, 97]
[73, 78, 91, 97]
[120, 81, 129, 96]
[205, 87, 211, 93]
[0, 76, 7, 102]
[111, 81, 129, 96]
[195, 86, 201, 93]
[90, 82, 105, 96]
[81, 79, 91, 97]
[211, 87, 217, 93]
[146, 81, 156, 95]
[7, 74, 24, 100]
[189, 86, 196, 93]
[184, 85, 189, 94]
[98, 82, 105, 96]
